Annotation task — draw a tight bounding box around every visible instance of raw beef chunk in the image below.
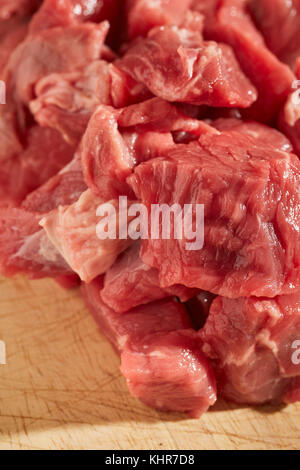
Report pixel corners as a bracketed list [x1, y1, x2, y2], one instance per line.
[200, 294, 300, 404]
[29, 0, 121, 41]
[30, 60, 112, 145]
[109, 65, 152, 109]
[0, 17, 28, 78]
[0, 207, 71, 279]
[0, 154, 86, 279]
[0, 102, 23, 166]
[279, 63, 300, 157]
[284, 378, 300, 404]
[129, 128, 300, 298]
[80, 105, 137, 200]
[121, 330, 217, 417]
[126, 0, 194, 39]
[22, 153, 87, 213]
[249, 0, 300, 70]
[0, 0, 41, 20]
[81, 98, 211, 199]
[82, 278, 216, 416]
[117, 97, 214, 135]
[6, 22, 109, 104]
[212, 118, 293, 152]
[54, 273, 81, 289]
[193, 0, 295, 121]
[40, 189, 136, 282]
[0, 125, 75, 206]
[101, 242, 198, 312]
[29, 0, 77, 32]
[0, 0, 300, 419]
[117, 24, 257, 107]
[81, 277, 192, 353]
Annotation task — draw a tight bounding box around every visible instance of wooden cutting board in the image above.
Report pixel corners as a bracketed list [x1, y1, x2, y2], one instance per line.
[0, 275, 299, 450]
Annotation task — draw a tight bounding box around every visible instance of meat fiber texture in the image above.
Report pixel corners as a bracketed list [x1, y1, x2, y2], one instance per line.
[0, 0, 300, 418]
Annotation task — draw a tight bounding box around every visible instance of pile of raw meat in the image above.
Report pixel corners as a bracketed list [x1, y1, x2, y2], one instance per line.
[1, 0, 300, 418]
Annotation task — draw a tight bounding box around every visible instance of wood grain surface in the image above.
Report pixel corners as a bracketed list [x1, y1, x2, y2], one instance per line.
[0, 275, 299, 450]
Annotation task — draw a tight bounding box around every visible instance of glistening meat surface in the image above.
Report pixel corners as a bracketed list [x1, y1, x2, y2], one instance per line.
[129, 127, 300, 298]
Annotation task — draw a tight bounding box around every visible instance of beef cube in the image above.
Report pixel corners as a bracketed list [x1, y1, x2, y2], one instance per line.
[0, 0, 40, 20]
[30, 60, 112, 145]
[121, 330, 217, 417]
[81, 278, 216, 416]
[7, 22, 109, 104]
[0, 125, 75, 206]
[22, 153, 87, 213]
[200, 294, 300, 404]
[249, 0, 300, 70]
[117, 23, 257, 107]
[40, 189, 136, 283]
[102, 242, 198, 312]
[278, 61, 300, 157]
[0, 207, 71, 279]
[126, 0, 194, 39]
[81, 98, 212, 199]
[129, 129, 300, 298]
[212, 118, 293, 152]
[0, 153, 87, 279]
[81, 277, 192, 353]
[193, 0, 295, 121]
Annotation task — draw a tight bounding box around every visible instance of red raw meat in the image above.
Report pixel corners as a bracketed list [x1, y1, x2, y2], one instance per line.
[279, 112, 300, 158]
[30, 0, 119, 29]
[6, 21, 109, 104]
[122, 131, 174, 163]
[80, 105, 136, 200]
[0, 207, 72, 279]
[193, 0, 295, 122]
[295, 57, 300, 77]
[126, 0, 194, 39]
[54, 273, 81, 289]
[29, 0, 76, 32]
[117, 23, 257, 107]
[284, 377, 300, 404]
[117, 97, 214, 135]
[40, 189, 136, 282]
[200, 294, 300, 404]
[81, 98, 216, 199]
[101, 242, 198, 312]
[82, 277, 192, 353]
[0, 0, 300, 418]
[0, 125, 75, 206]
[109, 65, 152, 108]
[129, 127, 300, 298]
[0, 0, 41, 20]
[249, 0, 300, 70]
[278, 64, 300, 157]
[212, 118, 293, 152]
[22, 153, 87, 213]
[0, 17, 28, 79]
[121, 330, 216, 417]
[30, 60, 112, 145]
[82, 278, 216, 416]
[0, 101, 23, 165]
[0, 153, 86, 279]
